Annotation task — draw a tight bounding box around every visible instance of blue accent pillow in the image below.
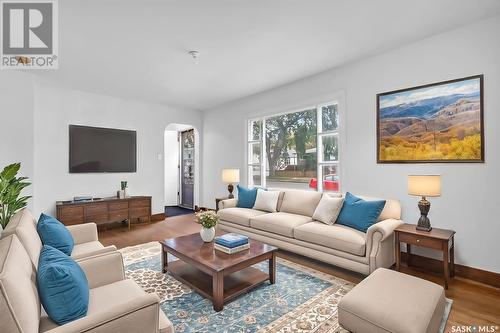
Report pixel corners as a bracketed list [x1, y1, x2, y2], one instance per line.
[37, 213, 74, 255]
[236, 185, 258, 208]
[37, 245, 89, 325]
[337, 192, 386, 232]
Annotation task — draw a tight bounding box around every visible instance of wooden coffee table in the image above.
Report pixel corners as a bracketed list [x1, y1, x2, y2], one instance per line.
[159, 233, 277, 311]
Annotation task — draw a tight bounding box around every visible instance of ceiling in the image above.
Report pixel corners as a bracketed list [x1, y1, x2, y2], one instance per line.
[34, 0, 500, 110]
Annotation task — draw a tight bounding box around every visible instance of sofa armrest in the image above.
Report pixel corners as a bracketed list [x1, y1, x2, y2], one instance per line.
[366, 218, 403, 242]
[77, 251, 125, 289]
[219, 198, 238, 210]
[45, 291, 161, 333]
[67, 223, 98, 244]
[72, 245, 117, 260]
[366, 219, 403, 273]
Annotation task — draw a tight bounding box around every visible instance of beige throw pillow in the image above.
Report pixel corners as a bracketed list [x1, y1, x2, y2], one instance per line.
[253, 189, 281, 212]
[312, 194, 344, 225]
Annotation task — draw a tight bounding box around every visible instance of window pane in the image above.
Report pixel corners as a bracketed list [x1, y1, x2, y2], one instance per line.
[321, 165, 340, 192]
[248, 165, 261, 187]
[322, 104, 339, 132]
[265, 109, 317, 190]
[249, 120, 262, 141]
[249, 142, 261, 164]
[322, 134, 338, 162]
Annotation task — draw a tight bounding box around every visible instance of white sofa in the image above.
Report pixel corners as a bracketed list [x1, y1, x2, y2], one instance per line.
[217, 190, 403, 275]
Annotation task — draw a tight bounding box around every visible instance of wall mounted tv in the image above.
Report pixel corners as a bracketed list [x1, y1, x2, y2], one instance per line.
[69, 125, 137, 173]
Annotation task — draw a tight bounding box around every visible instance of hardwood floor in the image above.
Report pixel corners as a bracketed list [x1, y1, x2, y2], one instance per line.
[98, 214, 500, 332]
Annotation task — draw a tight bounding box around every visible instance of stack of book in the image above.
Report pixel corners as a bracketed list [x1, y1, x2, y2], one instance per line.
[214, 233, 249, 254]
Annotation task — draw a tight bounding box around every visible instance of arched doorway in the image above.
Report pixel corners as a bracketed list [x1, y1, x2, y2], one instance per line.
[164, 123, 200, 215]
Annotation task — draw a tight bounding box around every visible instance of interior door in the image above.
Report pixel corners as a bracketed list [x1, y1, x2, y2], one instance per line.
[180, 129, 194, 209]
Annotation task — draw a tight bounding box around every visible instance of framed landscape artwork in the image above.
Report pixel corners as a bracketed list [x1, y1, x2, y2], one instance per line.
[377, 75, 484, 163]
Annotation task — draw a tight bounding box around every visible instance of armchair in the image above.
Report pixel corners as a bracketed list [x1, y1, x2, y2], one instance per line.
[0, 235, 174, 333]
[1, 209, 116, 267]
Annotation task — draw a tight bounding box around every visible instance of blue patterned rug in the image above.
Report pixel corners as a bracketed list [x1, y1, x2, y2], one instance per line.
[120, 242, 452, 333]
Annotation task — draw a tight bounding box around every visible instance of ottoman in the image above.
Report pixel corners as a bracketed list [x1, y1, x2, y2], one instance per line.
[338, 268, 446, 333]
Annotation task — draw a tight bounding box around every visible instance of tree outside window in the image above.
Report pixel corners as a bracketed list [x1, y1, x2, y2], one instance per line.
[248, 102, 340, 191]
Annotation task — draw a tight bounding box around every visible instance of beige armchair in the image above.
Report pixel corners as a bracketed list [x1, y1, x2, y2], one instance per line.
[0, 234, 173, 333]
[1, 209, 116, 268]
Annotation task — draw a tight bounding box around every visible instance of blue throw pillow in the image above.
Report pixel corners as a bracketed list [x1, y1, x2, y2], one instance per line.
[236, 185, 258, 208]
[37, 213, 74, 255]
[37, 245, 89, 325]
[337, 192, 386, 232]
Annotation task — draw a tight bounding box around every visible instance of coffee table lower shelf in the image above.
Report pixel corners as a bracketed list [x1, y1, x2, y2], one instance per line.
[167, 260, 272, 311]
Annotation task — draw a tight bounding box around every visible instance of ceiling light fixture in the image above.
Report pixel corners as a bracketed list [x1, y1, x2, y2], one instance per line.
[188, 50, 200, 64]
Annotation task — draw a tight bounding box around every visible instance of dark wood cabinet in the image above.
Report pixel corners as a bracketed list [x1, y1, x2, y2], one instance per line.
[56, 196, 151, 228]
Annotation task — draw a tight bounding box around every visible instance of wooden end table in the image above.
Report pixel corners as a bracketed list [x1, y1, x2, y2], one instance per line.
[395, 223, 455, 289]
[159, 233, 277, 311]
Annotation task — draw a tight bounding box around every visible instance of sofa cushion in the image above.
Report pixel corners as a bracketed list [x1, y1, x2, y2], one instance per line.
[279, 190, 322, 217]
[253, 189, 281, 212]
[0, 235, 40, 333]
[294, 222, 366, 256]
[250, 212, 312, 238]
[37, 213, 74, 256]
[71, 241, 105, 260]
[39, 279, 147, 331]
[218, 207, 268, 227]
[354, 194, 401, 221]
[338, 268, 445, 333]
[37, 245, 89, 325]
[88, 279, 145, 313]
[236, 185, 258, 208]
[1, 208, 42, 268]
[337, 192, 386, 232]
[312, 194, 344, 225]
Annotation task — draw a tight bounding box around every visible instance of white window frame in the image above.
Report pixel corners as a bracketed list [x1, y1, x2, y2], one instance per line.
[246, 97, 344, 193]
[316, 102, 340, 192]
[247, 119, 264, 188]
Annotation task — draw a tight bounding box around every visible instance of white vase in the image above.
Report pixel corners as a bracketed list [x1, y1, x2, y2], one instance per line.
[200, 227, 215, 242]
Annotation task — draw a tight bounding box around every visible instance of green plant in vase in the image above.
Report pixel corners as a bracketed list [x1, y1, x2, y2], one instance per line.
[196, 210, 219, 242]
[0, 163, 31, 229]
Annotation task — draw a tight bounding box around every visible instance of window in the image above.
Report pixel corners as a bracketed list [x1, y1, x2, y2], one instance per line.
[317, 104, 340, 192]
[247, 120, 262, 187]
[247, 102, 341, 192]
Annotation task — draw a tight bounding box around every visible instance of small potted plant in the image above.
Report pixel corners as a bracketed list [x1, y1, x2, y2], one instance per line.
[196, 210, 219, 242]
[0, 163, 31, 233]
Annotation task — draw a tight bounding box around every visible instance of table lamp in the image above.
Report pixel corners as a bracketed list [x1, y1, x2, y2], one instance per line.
[222, 169, 240, 199]
[408, 175, 441, 232]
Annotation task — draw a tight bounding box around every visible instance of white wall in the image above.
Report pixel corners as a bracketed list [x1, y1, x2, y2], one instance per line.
[202, 16, 500, 273]
[0, 72, 35, 209]
[32, 80, 202, 216]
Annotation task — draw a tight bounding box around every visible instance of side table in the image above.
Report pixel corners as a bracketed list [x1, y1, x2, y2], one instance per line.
[394, 223, 455, 289]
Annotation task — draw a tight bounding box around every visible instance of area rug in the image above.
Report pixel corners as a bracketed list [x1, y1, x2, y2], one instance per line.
[120, 242, 452, 333]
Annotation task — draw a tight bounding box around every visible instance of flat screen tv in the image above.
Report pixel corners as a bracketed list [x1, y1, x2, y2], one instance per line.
[69, 125, 137, 173]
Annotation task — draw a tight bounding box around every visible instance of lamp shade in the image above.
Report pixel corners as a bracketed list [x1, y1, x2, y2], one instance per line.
[222, 169, 240, 183]
[408, 175, 441, 197]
